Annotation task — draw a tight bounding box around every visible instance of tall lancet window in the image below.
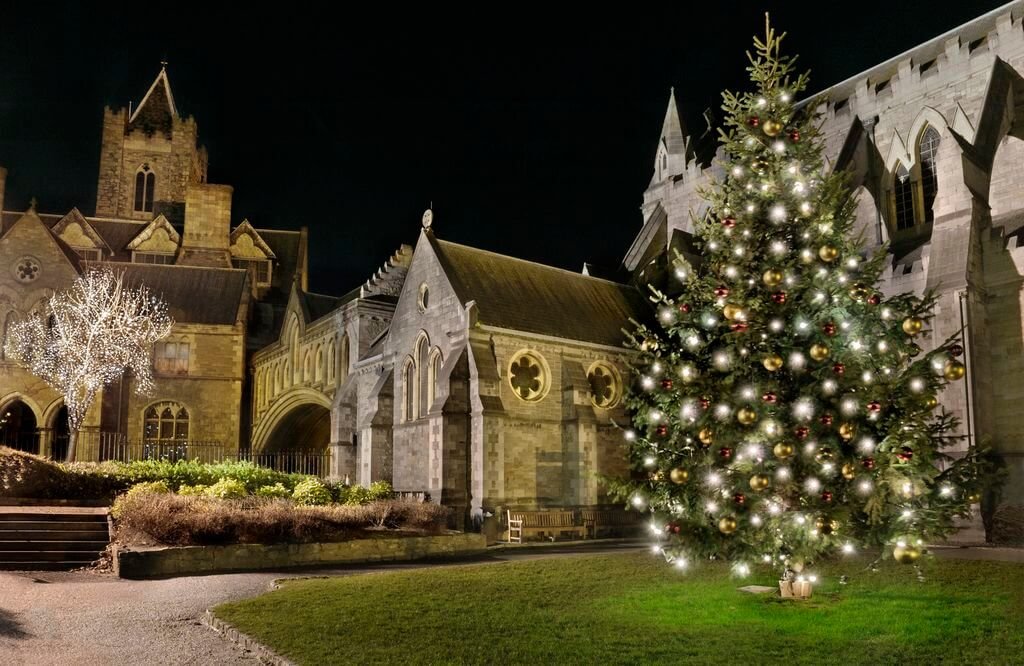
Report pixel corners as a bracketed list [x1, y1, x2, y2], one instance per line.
[894, 164, 915, 231]
[134, 165, 156, 213]
[919, 127, 940, 223]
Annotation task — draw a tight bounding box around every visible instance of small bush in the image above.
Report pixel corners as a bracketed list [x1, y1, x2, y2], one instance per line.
[255, 483, 290, 499]
[111, 480, 171, 518]
[292, 478, 332, 506]
[177, 484, 209, 496]
[205, 478, 248, 500]
[367, 480, 395, 502]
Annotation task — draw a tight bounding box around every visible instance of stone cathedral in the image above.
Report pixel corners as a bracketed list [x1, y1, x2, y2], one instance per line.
[2, 2, 1023, 540]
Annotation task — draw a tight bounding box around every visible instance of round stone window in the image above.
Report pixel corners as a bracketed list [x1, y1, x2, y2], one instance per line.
[417, 283, 430, 312]
[587, 361, 621, 409]
[508, 350, 550, 402]
[13, 256, 41, 283]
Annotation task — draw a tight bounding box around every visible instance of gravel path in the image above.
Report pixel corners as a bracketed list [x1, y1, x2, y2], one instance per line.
[0, 543, 641, 665]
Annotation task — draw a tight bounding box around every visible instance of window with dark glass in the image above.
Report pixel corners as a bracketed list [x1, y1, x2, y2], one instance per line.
[919, 127, 940, 223]
[134, 165, 156, 213]
[154, 341, 190, 375]
[231, 258, 271, 285]
[143, 402, 189, 443]
[894, 165, 915, 231]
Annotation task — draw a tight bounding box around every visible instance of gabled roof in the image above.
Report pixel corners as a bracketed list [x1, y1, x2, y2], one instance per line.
[425, 232, 649, 347]
[51, 208, 112, 255]
[0, 207, 83, 273]
[128, 66, 178, 136]
[125, 214, 180, 251]
[113, 264, 247, 325]
[230, 219, 277, 258]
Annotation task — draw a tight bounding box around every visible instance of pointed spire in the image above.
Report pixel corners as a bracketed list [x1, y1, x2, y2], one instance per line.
[660, 87, 689, 157]
[128, 64, 179, 134]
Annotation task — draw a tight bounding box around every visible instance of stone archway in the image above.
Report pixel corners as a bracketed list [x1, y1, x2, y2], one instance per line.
[0, 399, 39, 454]
[50, 405, 70, 461]
[264, 402, 331, 453]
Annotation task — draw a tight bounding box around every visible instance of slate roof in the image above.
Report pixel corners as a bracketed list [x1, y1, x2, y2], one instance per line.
[128, 68, 178, 138]
[111, 264, 248, 325]
[427, 233, 649, 347]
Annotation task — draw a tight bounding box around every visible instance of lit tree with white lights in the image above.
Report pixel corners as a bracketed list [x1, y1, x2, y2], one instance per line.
[5, 267, 173, 461]
[619, 20, 987, 580]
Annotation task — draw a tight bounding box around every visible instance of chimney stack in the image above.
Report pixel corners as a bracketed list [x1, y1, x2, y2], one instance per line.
[178, 183, 233, 267]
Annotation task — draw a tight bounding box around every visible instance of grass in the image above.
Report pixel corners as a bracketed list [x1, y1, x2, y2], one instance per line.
[213, 552, 1024, 665]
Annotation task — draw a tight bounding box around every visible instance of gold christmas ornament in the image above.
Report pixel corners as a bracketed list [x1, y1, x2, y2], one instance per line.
[762, 269, 784, 287]
[749, 474, 771, 491]
[723, 303, 743, 320]
[849, 283, 870, 302]
[809, 343, 830, 361]
[640, 337, 660, 351]
[737, 407, 758, 425]
[762, 354, 784, 372]
[815, 517, 839, 534]
[893, 544, 922, 564]
[773, 442, 795, 459]
[841, 463, 857, 480]
[698, 428, 714, 445]
[669, 467, 690, 484]
[901, 317, 924, 336]
[718, 515, 738, 534]
[924, 396, 939, 409]
[762, 119, 784, 137]
[818, 245, 839, 262]
[814, 446, 834, 463]
[967, 492, 982, 504]
[838, 423, 856, 441]
[649, 470, 665, 482]
[943, 360, 966, 381]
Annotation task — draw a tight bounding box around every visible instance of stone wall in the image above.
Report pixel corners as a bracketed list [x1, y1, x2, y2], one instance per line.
[113, 532, 487, 578]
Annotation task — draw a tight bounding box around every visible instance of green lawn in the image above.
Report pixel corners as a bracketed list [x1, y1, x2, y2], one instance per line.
[213, 552, 1024, 665]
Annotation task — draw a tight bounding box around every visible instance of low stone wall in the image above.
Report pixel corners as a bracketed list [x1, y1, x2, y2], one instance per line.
[114, 532, 486, 579]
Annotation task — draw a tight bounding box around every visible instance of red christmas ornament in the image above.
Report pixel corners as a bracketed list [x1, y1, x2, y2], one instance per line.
[795, 426, 810, 440]
[748, 116, 760, 127]
[867, 401, 882, 413]
[661, 378, 674, 390]
[700, 397, 711, 410]
[721, 216, 737, 228]
[762, 391, 778, 404]
[665, 522, 681, 534]
[788, 129, 801, 142]
[714, 286, 730, 298]
[677, 303, 691, 314]
[733, 492, 746, 505]
[821, 490, 833, 503]
[861, 457, 877, 470]
[868, 294, 881, 306]
[949, 343, 964, 357]
[656, 424, 668, 437]
[897, 446, 914, 462]
[718, 446, 734, 460]
[771, 291, 788, 304]
[822, 321, 837, 336]
[833, 362, 846, 375]
[820, 413, 834, 426]
[730, 322, 749, 333]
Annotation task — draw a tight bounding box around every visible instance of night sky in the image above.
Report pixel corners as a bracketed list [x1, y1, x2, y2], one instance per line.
[0, 1, 1009, 291]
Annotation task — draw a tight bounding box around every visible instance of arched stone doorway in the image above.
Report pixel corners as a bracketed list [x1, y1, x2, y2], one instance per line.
[0, 400, 38, 454]
[260, 402, 332, 476]
[50, 406, 70, 461]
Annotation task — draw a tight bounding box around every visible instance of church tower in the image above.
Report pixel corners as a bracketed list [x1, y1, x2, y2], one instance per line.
[94, 65, 208, 222]
[650, 87, 692, 185]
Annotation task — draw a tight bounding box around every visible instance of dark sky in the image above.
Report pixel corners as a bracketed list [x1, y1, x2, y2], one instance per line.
[0, 1, 1009, 291]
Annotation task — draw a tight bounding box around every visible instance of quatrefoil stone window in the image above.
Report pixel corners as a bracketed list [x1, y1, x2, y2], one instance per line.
[587, 362, 621, 409]
[508, 351, 549, 402]
[13, 256, 41, 283]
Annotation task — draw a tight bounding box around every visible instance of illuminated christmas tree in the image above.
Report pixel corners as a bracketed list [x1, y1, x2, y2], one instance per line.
[621, 19, 986, 578]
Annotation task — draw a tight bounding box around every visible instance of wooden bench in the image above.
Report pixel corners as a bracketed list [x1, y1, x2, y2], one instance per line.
[506, 510, 584, 543]
[580, 508, 641, 539]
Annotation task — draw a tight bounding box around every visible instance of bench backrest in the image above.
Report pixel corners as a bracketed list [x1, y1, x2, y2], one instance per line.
[508, 510, 576, 528]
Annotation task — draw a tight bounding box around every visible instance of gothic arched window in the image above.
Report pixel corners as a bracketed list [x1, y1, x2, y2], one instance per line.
[416, 334, 430, 417]
[143, 402, 189, 443]
[403, 358, 416, 422]
[893, 164, 915, 231]
[919, 127, 940, 223]
[134, 165, 156, 213]
[427, 349, 443, 410]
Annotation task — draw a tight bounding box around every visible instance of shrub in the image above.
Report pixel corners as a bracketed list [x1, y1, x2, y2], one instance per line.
[204, 478, 248, 500]
[292, 478, 332, 506]
[255, 483, 290, 499]
[1, 447, 69, 498]
[367, 480, 395, 502]
[110, 480, 171, 518]
[177, 484, 209, 496]
[112, 495, 450, 546]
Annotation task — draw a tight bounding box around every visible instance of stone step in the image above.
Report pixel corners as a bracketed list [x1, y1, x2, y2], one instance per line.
[0, 550, 104, 562]
[0, 561, 97, 571]
[0, 512, 107, 523]
[0, 540, 109, 552]
[0, 529, 109, 541]
[0, 520, 108, 532]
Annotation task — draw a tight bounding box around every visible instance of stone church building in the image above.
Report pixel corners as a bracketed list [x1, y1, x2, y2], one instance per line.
[4, 2, 1024, 538]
